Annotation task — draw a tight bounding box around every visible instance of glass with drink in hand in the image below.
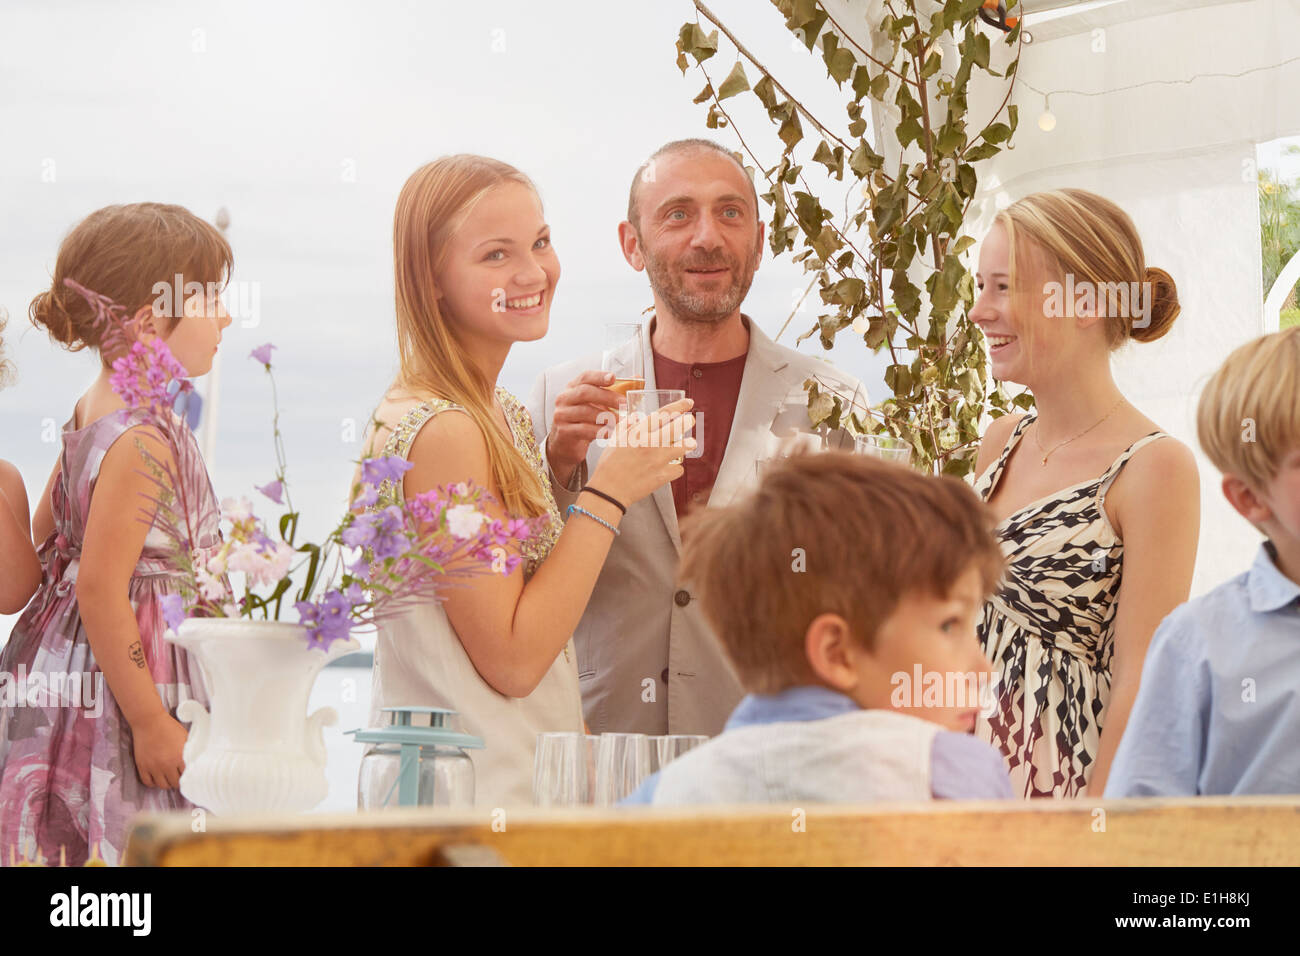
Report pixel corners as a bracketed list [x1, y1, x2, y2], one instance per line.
[627, 388, 690, 465]
[603, 323, 646, 399]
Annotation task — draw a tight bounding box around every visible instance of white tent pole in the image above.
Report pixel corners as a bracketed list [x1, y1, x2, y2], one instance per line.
[1263, 248, 1300, 334]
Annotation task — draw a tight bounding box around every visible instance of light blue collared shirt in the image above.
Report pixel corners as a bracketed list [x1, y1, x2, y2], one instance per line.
[622, 685, 1013, 804]
[1106, 541, 1300, 797]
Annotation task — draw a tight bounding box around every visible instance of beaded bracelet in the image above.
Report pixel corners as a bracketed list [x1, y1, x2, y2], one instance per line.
[567, 504, 620, 537]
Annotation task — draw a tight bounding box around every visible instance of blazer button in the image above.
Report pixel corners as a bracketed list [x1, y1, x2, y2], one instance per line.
[661, 667, 670, 685]
[674, 589, 690, 607]
[692, 368, 703, 379]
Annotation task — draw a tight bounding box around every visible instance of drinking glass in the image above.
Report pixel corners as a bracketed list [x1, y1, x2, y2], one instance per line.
[627, 389, 690, 464]
[533, 732, 589, 807]
[603, 324, 645, 399]
[651, 734, 709, 773]
[854, 433, 912, 466]
[593, 733, 652, 806]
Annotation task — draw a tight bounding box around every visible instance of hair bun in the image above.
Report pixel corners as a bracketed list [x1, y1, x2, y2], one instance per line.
[29, 284, 85, 350]
[1131, 265, 1180, 344]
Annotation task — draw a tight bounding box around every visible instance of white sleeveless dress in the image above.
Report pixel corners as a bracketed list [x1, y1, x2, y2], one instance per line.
[364, 387, 582, 809]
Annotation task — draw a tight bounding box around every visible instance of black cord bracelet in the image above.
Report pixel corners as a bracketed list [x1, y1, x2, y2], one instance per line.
[580, 485, 627, 515]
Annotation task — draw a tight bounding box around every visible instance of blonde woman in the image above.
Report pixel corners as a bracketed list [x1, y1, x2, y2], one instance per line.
[354, 156, 693, 808]
[969, 189, 1200, 797]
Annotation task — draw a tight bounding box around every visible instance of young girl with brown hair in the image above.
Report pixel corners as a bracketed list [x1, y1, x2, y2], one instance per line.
[0, 203, 232, 864]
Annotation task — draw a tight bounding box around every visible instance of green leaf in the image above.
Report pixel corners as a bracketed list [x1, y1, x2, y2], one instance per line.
[848, 142, 883, 177]
[852, 65, 873, 100]
[677, 22, 718, 64]
[807, 383, 835, 427]
[896, 117, 923, 149]
[963, 142, 999, 162]
[717, 61, 750, 100]
[811, 140, 843, 177]
[957, 162, 977, 198]
[753, 74, 779, 111]
[829, 277, 866, 306]
[828, 47, 855, 85]
[884, 363, 914, 397]
[971, 31, 991, 71]
[936, 123, 966, 155]
[778, 108, 804, 150]
[981, 122, 1012, 145]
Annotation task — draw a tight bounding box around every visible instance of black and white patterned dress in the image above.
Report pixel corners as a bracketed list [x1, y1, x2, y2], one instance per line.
[973, 412, 1169, 798]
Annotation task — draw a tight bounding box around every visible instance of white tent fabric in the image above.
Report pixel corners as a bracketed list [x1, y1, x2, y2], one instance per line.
[833, 0, 1300, 595]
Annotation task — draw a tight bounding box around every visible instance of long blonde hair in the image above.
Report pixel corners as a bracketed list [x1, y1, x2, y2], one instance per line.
[994, 189, 1180, 376]
[390, 154, 550, 518]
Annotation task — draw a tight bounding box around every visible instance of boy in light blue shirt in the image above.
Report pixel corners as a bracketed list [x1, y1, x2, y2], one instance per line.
[624, 451, 1015, 805]
[1106, 327, 1300, 796]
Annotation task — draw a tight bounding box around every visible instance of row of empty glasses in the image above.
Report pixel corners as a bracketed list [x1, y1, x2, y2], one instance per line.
[534, 732, 709, 806]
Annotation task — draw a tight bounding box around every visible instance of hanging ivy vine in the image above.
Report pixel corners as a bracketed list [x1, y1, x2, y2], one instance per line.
[675, 0, 1033, 476]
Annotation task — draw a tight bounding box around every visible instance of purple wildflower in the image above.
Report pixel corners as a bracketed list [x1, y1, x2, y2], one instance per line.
[360, 456, 414, 488]
[256, 479, 284, 504]
[295, 589, 357, 651]
[341, 505, 406, 561]
[369, 506, 407, 561]
[109, 339, 189, 414]
[160, 594, 187, 631]
[250, 343, 276, 366]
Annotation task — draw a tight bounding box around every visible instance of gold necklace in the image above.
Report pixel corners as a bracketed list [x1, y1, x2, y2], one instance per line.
[1031, 397, 1127, 466]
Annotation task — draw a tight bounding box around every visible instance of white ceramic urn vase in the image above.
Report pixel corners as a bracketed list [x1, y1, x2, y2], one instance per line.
[166, 618, 359, 815]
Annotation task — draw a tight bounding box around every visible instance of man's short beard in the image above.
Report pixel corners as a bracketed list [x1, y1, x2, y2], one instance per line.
[639, 233, 758, 325]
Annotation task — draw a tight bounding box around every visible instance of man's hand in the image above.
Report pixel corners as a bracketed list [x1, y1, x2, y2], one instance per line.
[547, 370, 623, 487]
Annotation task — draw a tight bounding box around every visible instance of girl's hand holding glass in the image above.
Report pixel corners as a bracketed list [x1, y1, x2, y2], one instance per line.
[587, 398, 695, 506]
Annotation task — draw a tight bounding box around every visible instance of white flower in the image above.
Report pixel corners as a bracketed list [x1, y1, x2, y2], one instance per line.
[221, 602, 239, 617]
[263, 539, 295, 582]
[445, 503, 487, 540]
[223, 539, 289, 588]
[195, 566, 228, 602]
[206, 550, 229, 576]
[453, 481, 470, 497]
[221, 496, 254, 522]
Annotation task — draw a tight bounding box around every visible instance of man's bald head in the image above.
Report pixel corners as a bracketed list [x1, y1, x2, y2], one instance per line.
[627, 139, 760, 234]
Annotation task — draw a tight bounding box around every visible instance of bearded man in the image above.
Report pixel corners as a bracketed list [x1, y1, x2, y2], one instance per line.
[528, 138, 868, 736]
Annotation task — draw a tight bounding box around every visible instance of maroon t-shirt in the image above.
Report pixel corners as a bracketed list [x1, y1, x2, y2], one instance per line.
[651, 348, 747, 520]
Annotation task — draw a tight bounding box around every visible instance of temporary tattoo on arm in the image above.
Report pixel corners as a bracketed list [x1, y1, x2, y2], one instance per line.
[128, 641, 146, 669]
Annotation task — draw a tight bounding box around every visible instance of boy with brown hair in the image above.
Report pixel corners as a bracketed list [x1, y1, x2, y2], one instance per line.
[624, 450, 1014, 804]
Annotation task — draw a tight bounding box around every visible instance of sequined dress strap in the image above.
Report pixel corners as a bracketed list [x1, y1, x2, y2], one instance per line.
[374, 397, 465, 506]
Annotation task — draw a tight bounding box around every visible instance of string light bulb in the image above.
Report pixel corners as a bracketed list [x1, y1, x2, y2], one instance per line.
[1038, 93, 1056, 132]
